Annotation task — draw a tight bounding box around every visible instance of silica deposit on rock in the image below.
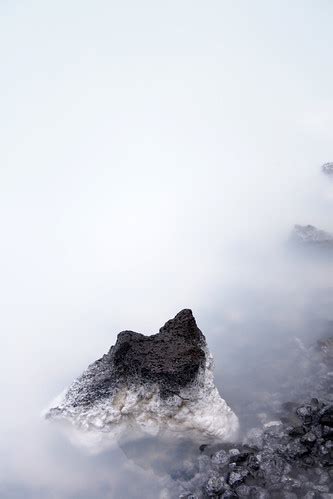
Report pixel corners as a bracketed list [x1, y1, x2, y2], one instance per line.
[45, 309, 239, 449]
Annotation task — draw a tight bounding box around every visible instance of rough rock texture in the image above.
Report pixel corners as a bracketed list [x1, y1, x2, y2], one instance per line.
[322, 162, 333, 176]
[45, 310, 239, 447]
[172, 335, 333, 498]
[290, 224, 333, 248]
[110, 309, 206, 399]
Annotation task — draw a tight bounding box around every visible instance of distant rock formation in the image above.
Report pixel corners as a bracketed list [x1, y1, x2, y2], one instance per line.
[290, 224, 333, 249]
[45, 310, 239, 449]
[322, 162, 333, 176]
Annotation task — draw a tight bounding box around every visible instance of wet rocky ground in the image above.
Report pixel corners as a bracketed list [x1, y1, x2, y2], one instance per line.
[174, 334, 333, 498]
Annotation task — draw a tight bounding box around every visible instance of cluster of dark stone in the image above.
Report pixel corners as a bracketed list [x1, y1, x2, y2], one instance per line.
[180, 399, 333, 498]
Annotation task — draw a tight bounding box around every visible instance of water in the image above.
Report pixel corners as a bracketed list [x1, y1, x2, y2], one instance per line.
[2, 2, 333, 497]
[2, 262, 332, 498]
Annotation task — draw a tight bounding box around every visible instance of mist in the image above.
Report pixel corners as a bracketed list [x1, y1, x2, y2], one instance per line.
[1, 1, 333, 497]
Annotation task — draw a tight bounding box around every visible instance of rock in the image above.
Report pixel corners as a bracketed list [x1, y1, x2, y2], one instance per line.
[311, 424, 323, 439]
[230, 450, 251, 464]
[322, 162, 333, 175]
[296, 405, 315, 424]
[286, 438, 309, 458]
[247, 454, 260, 472]
[322, 425, 333, 439]
[205, 476, 226, 496]
[317, 470, 330, 485]
[235, 484, 251, 496]
[259, 453, 289, 484]
[300, 431, 317, 447]
[244, 427, 264, 449]
[45, 310, 239, 449]
[319, 405, 333, 428]
[211, 449, 229, 467]
[287, 425, 306, 437]
[228, 469, 249, 487]
[290, 224, 333, 248]
[312, 484, 330, 493]
[310, 397, 325, 411]
[249, 488, 269, 498]
[190, 397, 333, 498]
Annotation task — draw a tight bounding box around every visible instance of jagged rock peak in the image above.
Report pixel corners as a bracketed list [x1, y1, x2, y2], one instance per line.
[45, 310, 239, 448]
[108, 308, 206, 398]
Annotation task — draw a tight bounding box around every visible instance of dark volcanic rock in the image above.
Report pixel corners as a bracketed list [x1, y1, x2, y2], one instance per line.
[205, 476, 226, 496]
[111, 309, 206, 398]
[319, 405, 333, 428]
[46, 309, 239, 445]
[61, 309, 207, 407]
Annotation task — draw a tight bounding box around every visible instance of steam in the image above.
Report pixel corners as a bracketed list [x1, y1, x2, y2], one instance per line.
[1, 1, 333, 497]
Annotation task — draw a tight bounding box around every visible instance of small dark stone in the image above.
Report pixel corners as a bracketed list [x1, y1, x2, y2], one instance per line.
[296, 405, 314, 425]
[310, 398, 324, 411]
[319, 404, 333, 428]
[317, 469, 330, 485]
[302, 455, 315, 467]
[230, 451, 251, 464]
[247, 455, 260, 472]
[245, 428, 264, 449]
[290, 225, 333, 249]
[325, 439, 333, 449]
[205, 476, 226, 496]
[228, 448, 241, 458]
[228, 469, 249, 487]
[300, 431, 317, 447]
[249, 487, 270, 498]
[311, 424, 323, 439]
[235, 484, 251, 496]
[286, 439, 309, 458]
[312, 484, 330, 493]
[287, 425, 306, 437]
[321, 425, 333, 439]
[268, 482, 284, 492]
[211, 449, 229, 467]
